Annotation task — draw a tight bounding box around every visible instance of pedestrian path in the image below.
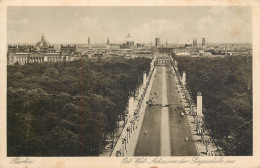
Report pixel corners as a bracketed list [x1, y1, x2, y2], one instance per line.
[186, 115, 224, 156]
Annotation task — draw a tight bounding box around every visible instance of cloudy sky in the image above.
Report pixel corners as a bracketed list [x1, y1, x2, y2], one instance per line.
[8, 6, 252, 44]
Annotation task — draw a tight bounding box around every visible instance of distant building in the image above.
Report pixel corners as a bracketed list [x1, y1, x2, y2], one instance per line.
[155, 37, 160, 47]
[193, 38, 197, 48]
[7, 34, 79, 65]
[185, 44, 192, 48]
[107, 37, 110, 45]
[175, 51, 190, 56]
[174, 48, 190, 56]
[120, 33, 135, 49]
[136, 42, 143, 48]
[35, 34, 51, 51]
[199, 50, 205, 56]
[185, 39, 192, 48]
[202, 38, 206, 47]
[88, 37, 90, 45]
[60, 45, 77, 54]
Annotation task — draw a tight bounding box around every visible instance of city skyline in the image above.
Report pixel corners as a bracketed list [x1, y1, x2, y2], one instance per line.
[8, 6, 252, 44]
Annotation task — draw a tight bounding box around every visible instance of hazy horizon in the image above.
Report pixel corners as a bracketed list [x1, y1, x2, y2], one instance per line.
[8, 6, 252, 44]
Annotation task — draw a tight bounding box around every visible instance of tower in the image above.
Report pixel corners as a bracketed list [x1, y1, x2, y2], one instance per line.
[197, 92, 203, 116]
[41, 34, 46, 41]
[202, 38, 206, 47]
[155, 37, 160, 47]
[225, 46, 227, 56]
[107, 37, 110, 45]
[88, 37, 90, 45]
[192, 38, 198, 48]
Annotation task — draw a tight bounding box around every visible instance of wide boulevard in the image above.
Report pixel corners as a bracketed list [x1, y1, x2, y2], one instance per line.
[134, 59, 198, 156]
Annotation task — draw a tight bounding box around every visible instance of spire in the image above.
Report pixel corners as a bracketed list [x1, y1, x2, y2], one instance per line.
[88, 37, 90, 45]
[41, 34, 45, 41]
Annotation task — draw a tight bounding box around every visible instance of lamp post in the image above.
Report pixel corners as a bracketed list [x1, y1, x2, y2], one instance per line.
[124, 111, 128, 126]
[131, 119, 134, 131]
[122, 138, 125, 156]
[124, 138, 127, 150]
[128, 126, 131, 138]
[130, 122, 133, 133]
[126, 129, 129, 143]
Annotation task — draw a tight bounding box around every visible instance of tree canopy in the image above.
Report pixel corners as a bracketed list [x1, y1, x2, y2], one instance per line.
[7, 57, 151, 156]
[175, 55, 252, 155]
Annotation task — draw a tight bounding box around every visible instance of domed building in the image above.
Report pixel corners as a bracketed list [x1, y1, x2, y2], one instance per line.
[120, 33, 135, 49]
[35, 34, 52, 51]
[124, 33, 134, 44]
[8, 34, 80, 65]
[184, 39, 192, 48]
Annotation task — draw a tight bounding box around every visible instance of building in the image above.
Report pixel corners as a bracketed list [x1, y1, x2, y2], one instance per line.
[155, 54, 172, 66]
[193, 38, 197, 48]
[202, 38, 206, 47]
[107, 37, 110, 45]
[175, 51, 190, 56]
[120, 33, 135, 49]
[35, 34, 51, 51]
[7, 34, 79, 65]
[155, 37, 160, 47]
[60, 45, 77, 54]
[184, 39, 192, 48]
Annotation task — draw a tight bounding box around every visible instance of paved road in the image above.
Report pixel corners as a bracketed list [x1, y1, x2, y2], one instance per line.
[134, 67, 162, 156]
[166, 66, 198, 156]
[160, 67, 171, 156]
[134, 65, 198, 156]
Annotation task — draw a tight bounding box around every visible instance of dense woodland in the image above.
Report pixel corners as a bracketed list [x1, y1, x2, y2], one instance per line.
[7, 57, 151, 156]
[175, 55, 252, 155]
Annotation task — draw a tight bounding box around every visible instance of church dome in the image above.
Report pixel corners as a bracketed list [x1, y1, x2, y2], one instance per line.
[35, 34, 51, 49]
[124, 33, 134, 43]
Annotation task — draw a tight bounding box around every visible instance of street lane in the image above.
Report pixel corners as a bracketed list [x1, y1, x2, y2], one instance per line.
[160, 67, 171, 156]
[134, 60, 198, 156]
[167, 66, 198, 156]
[134, 66, 162, 156]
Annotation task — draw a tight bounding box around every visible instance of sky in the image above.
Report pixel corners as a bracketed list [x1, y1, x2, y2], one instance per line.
[7, 6, 252, 44]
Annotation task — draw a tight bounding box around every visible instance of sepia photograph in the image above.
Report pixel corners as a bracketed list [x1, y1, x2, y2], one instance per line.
[6, 6, 252, 157]
[1, 1, 260, 167]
